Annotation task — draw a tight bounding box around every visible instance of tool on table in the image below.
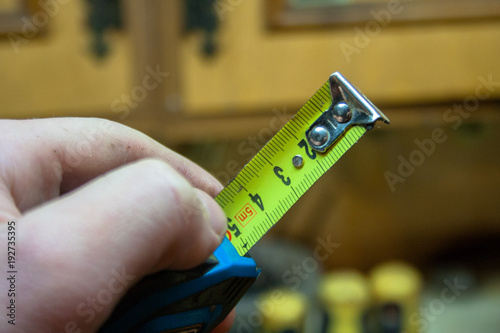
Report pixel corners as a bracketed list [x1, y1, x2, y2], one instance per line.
[319, 270, 370, 333]
[369, 261, 422, 333]
[259, 289, 307, 333]
[98, 72, 389, 333]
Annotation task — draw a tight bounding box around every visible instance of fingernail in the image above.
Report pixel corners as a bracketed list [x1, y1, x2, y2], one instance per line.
[195, 189, 227, 238]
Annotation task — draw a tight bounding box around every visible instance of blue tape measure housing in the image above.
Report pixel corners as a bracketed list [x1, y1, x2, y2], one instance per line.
[98, 238, 260, 333]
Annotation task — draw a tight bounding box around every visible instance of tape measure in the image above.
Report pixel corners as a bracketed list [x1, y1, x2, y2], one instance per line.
[98, 72, 389, 333]
[217, 72, 389, 256]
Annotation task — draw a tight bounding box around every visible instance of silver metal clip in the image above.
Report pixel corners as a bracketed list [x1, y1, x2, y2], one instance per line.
[306, 72, 389, 153]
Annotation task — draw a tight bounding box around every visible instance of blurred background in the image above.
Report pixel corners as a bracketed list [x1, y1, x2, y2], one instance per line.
[1, 0, 500, 332]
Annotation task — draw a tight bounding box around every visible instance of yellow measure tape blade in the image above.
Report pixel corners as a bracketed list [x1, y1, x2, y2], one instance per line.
[215, 80, 368, 256]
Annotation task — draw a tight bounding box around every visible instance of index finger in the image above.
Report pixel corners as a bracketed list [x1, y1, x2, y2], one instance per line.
[0, 118, 223, 214]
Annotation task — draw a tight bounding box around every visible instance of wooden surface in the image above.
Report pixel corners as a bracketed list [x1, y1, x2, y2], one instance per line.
[0, 0, 132, 118]
[179, 0, 500, 116]
[266, 0, 500, 28]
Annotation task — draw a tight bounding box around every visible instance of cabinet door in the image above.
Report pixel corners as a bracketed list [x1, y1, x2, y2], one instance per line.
[127, 0, 500, 143]
[0, 1, 132, 119]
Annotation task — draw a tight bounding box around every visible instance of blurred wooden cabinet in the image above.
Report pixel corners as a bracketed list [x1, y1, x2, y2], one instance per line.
[123, 0, 500, 144]
[3, 0, 499, 139]
[0, 1, 132, 118]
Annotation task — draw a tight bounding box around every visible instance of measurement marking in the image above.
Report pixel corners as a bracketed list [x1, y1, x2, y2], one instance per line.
[288, 120, 302, 134]
[238, 172, 251, 184]
[316, 159, 326, 173]
[317, 88, 331, 104]
[234, 179, 247, 193]
[227, 184, 238, 196]
[269, 140, 284, 152]
[278, 128, 291, 141]
[265, 212, 272, 224]
[291, 186, 299, 200]
[225, 194, 235, 204]
[277, 200, 285, 216]
[264, 143, 277, 157]
[304, 173, 314, 188]
[242, 170, 254, 183]
[255, 224, 262, 236]
[271, 137, 284, 152]
[283, 197, 291, 211]
[300, 180, 308, 194]
[319, 83, 330, 96]
[220, 189, 234, 204]
[216, 196, 228, 206]
[269, 209, 278, 225]
[311, 94, 325, 107]
[306, 102, 319, 116]
[298, 106, 313, 121]
[301, 104, 315, 118]
[257, 156, 267, 168]
[253, 156, 265, 169]
[313, 167, 321, 180]
[215, 193, 226, 203]
[257, 224, 266, 238]
[248, 159, 261, 171]
[282, 126, 299, 140]
[236, 175, 248, 187]
[265, 143, 278, 155]
[260, 151, 274, 166]
[274, 134, 286, 147]
[244, 168, 256, 179]
[288, 195, 295, 211]
[250, 232, 258, 244]
[248, 159, 260, 177]
[264, 212, 273, 230]
[331, 146, 341, 162]
[282, 199, 290, 214]
[310, 94, 323, 107]
[308, 99, 323, 114]
[279, 131, 291, 144]
[246, 163, 259, 177]
[294, 113, 306, 126]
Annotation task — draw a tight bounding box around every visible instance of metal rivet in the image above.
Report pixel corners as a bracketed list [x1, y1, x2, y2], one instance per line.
[292, 155, 303, 168]
[309, 125, 329, 146]
[333, 102, 351, 123]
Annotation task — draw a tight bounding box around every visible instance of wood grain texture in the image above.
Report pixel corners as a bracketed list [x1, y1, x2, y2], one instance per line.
[0, 0, 132, 118]
[266, 0, 500, 28]
[179, 0, 500, 116]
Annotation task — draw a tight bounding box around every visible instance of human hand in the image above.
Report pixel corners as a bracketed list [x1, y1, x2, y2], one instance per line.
[0, 118, 233, 333]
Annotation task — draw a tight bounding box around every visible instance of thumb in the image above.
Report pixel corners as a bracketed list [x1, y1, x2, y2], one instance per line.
[12, 159, 227, 332]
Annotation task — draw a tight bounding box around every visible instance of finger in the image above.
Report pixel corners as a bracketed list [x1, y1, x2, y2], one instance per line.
[212, 310, 236, 333]
[14, 159, 227, 332]
[0, 118, 222, 213]
[0, 180, 20, 222]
